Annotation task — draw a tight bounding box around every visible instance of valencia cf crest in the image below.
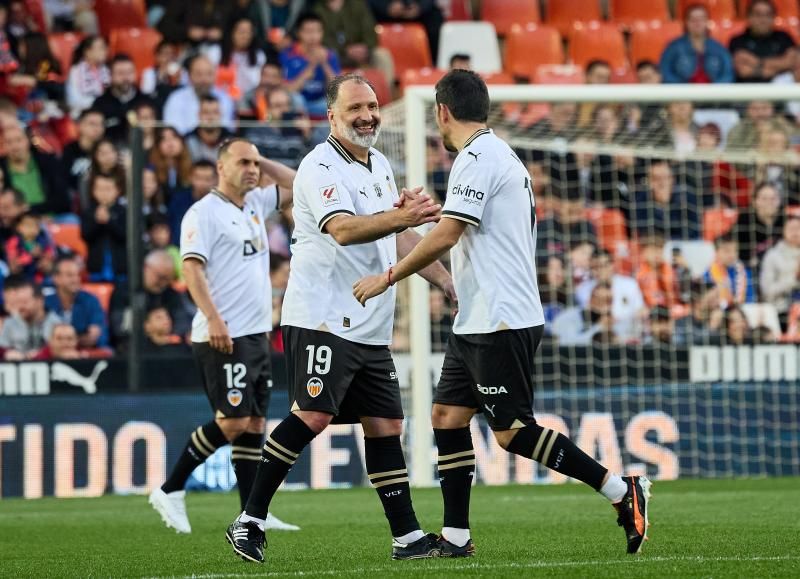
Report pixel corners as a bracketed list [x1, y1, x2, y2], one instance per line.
[227, 389, 243, 407]
[306, 377, 323, 398]
[373, 183, 383, 198]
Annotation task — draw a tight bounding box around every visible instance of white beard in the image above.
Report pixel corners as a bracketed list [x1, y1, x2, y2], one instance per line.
[342, 122, 381, 148]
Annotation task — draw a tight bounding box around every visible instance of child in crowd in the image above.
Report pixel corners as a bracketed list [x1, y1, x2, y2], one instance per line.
[81, 174, 127, 282]
[4, 211, 55, 283]
[145, 214, 181, 280]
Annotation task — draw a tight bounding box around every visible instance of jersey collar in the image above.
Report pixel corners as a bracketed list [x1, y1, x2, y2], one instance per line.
[327, 134, 374, 172]
[463, 128, 491, 149]
[211, 188, 244, 210]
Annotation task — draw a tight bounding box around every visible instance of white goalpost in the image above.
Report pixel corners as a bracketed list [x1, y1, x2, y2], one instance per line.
[400, 84, 800, 486]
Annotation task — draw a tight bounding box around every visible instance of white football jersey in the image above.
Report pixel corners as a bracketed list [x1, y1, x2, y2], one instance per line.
[281, 135, 399, 345]
[180, 185, 280, 342]
[442, 129, 545, 334]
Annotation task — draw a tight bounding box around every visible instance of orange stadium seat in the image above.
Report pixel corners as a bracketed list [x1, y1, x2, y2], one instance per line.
[377, 23, 432, 80]
[401, 67, 446, 90]
[24, 0, 47, 32]
[504, 24, 564, 80]
[546, 0, 602, 36]
[480, 0, 540, 36]
[708, 19, 746, 46]
[609, 0, 671, 27]
[739, 0, 799, 20]
[49, 223, 88, 261]
[48, 32, 84, 79]
[629, 21, 683, 66]
[586, 208, 629, 254]
[569, 22, 629, 71]
[82, 283, 114, 314]
[533, 63, 585, 84]
[703, 207, 739, 240]
[774, 17, 800, 43]
[481, 71, 513, 84]
[95, 0, 147, 38]
[353, 68, 391, 105]
[677, 0, 736, 21]
[448, 0, 473, 20]
[109, 27, 162, 79]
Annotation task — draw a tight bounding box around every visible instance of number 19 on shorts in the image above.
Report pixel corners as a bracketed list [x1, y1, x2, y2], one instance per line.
[305, 345, 331, 375]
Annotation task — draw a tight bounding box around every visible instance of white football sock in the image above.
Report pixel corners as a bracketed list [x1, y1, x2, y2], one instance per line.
[442, 527, 471, 547]
[240, 511, 266, 531]
[394, 529, 425, 545]
[600, 474, 627, 503]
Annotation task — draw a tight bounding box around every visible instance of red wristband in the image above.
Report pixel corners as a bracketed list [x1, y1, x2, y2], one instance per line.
[387, 266, 395, 287]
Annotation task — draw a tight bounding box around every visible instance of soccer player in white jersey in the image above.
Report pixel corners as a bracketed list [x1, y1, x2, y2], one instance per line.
[226, 73, 455, 564]
[149, 139, 299, 534]
[354, 70, 652, 556]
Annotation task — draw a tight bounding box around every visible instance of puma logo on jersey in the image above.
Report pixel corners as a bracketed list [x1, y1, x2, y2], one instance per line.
[468, 151, 481, 162]
[484, 404, 496, 418]
[318, 162, 331, 170]
[359, 187, 367, 197]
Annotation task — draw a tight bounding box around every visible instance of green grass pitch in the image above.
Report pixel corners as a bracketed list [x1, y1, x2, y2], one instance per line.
[2, 478, 799, 578]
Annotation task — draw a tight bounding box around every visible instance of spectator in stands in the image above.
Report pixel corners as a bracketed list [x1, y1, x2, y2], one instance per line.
[577, 60, 612, 128]
[5, 0, 38, 41]
[631, 160, 701, 240]
[4, 211, 54, 283]
[771, 55, 800, 122]
[185, 95, 234, 163]
[581, 105, 622, 145]
[91, 54, 152, 146]
[85, 138, 126, 204]
[206, 17, 268, 97]
[44, 0, 99, 34]
[539, 254, 570, 330]
[142, 166, 168, 220]
[45, 255, 108, 348]
[0, 187, 26, 248]
[674, 280, 724, 345]
[429, 287, 452, 352]
[636, 234, 675, 308]
[703, 234, 756, 308]
[246, 86, 320, 168]
[727, 100, 793, 150]
[0, 276, 61, 360]
[576, 249, 645, 343]
[735, 182, 784, 270]
[62, 108, 105, 199]
[368, 0, 443, 63]
[241, 61, 303, 121]
[81, 174, 127, 283]
[759, 216, 800, 323]
[163, 55, 235, 135]
[646, 305, 675, 345]
[537, 188, 597, 260]
[636, 60, 661, 84]
[660, 4, 734, 84]
[527, 102, 577, 141]
[31, 322, 83, 360]
[167, 160, 216, 243]
[449, 53, 471, 71]
[730, 0, 795, 83]
[228, 0, 272, 49]
[721, 305, 753, 345]
[753, 127, 800, 205]
[696, 122, 722, 151]
[66, 35, 110, 117]
[7, 32, 64, 103]
[280, 13, 341, 118]
[316, 0, 395, 86]
[629, 61, 664, 135]
[551, 282, 614, 346]
[647, 101, 699, 153]
[145, 214, 181, 279]
[0, 126, 69, 214]
[109, 249, 194, 346]
[140, 40, 186, 106]
[133, 101, 157, 152]
[0, 7, 20, 95]
[142, 305, 190, 355]
[149, 127, 193, 192]
[158, 0, 231, 46]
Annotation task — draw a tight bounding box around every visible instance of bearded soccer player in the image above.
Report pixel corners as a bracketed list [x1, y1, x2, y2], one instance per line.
[149, 139, 299, 533]
[226, 73, 456, 563]
[354, 70, 652, 556]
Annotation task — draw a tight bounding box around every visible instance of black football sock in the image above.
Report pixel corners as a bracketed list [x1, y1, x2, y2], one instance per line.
[434, 427, 474, 531]
[244, 414, 317, 520]
[506, 424, 607, 490]
[365, 435, 421, 538]
[162, 421, 228, 493]
[231, 431, 264, 511]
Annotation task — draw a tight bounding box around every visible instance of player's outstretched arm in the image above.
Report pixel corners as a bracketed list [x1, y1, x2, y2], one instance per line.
[259, 156, 296, 210]
[325, 193, 441, 246]
[353, 217, 466, 306]
[183, 257, 233, 354]
[396, 228, 456, 303]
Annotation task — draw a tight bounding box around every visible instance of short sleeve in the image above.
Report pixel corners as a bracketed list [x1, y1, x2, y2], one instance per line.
[301, 166, 356, 232]
[180, 207, 210, 262]
[249, 184, 280, 219]
[442, 152, 492, 227]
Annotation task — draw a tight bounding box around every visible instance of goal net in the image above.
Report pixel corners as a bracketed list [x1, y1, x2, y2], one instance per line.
[381, 84, 800, 486]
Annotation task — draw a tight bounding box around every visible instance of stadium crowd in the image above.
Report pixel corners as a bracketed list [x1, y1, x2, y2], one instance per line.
[0, 0, 799, 361]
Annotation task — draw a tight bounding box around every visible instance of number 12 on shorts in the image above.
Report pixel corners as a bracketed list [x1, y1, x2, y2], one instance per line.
[305, 345, 332, 375]
[224, 363, 247, 388]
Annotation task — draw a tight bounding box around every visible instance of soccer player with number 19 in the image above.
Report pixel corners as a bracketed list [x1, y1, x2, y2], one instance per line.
[354, 70, 652, 556]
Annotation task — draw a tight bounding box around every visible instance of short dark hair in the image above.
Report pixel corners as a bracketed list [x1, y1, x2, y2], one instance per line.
[326, 72, 375, 108]
[15, 210, 40, 226]
[78, 108, 104, 122]
[435, 69, 489, 123]
[586, 59, 611, 75]
[449, 53, 471, 67]
[715, 232, 737, 247]
[200, 94, 219, 106]
[3, 274, 40, 297]
[636, 60, 658, 73]
[53, 254, 80, 275]
[294, 12, 323, 35]
[747, 0, 775, 15]
[217, 137, 254, 160]
[110, 53, 134, 68]
[192, 159, 216, 172]
[1, 187, 26, 206]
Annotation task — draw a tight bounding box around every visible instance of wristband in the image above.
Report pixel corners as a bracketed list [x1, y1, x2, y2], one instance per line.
[387, 266, 395, 287]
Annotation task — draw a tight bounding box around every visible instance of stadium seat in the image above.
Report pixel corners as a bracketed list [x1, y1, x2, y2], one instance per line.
[82, 282, 114, 314]
[663, 240, 715, 277]
[678, 0, 736, 21]
[24, 0, 47, 33]
[504, 24, 564, 81]
[109, 27, 162, 80]
[447, 0, 473, 20]
[436, 21, 502, 73]
[351, 68, 391, 105]
[709, 19, 746, 46]
[481, 72, 513, 84]
[533, 64, 585, 84]
[774, 17, 800, 43]
[94, 0, 148, 38]
[703, 207, 739, 240]
[48, 32, 84, 79]
[586, 208, 629, 254]
[739, 0, 799, 20]
[629, 21, 683, 66]
[546, 0, 602, 36]
[377, 23, 431, 80]
[49, 223, 87, 261]
[569, 22, 629, 71]
[401, 67, 446, 90]
[480, 0, 540, 36]
[609, 0, 671, 28]
[741, 303, 783, 338]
